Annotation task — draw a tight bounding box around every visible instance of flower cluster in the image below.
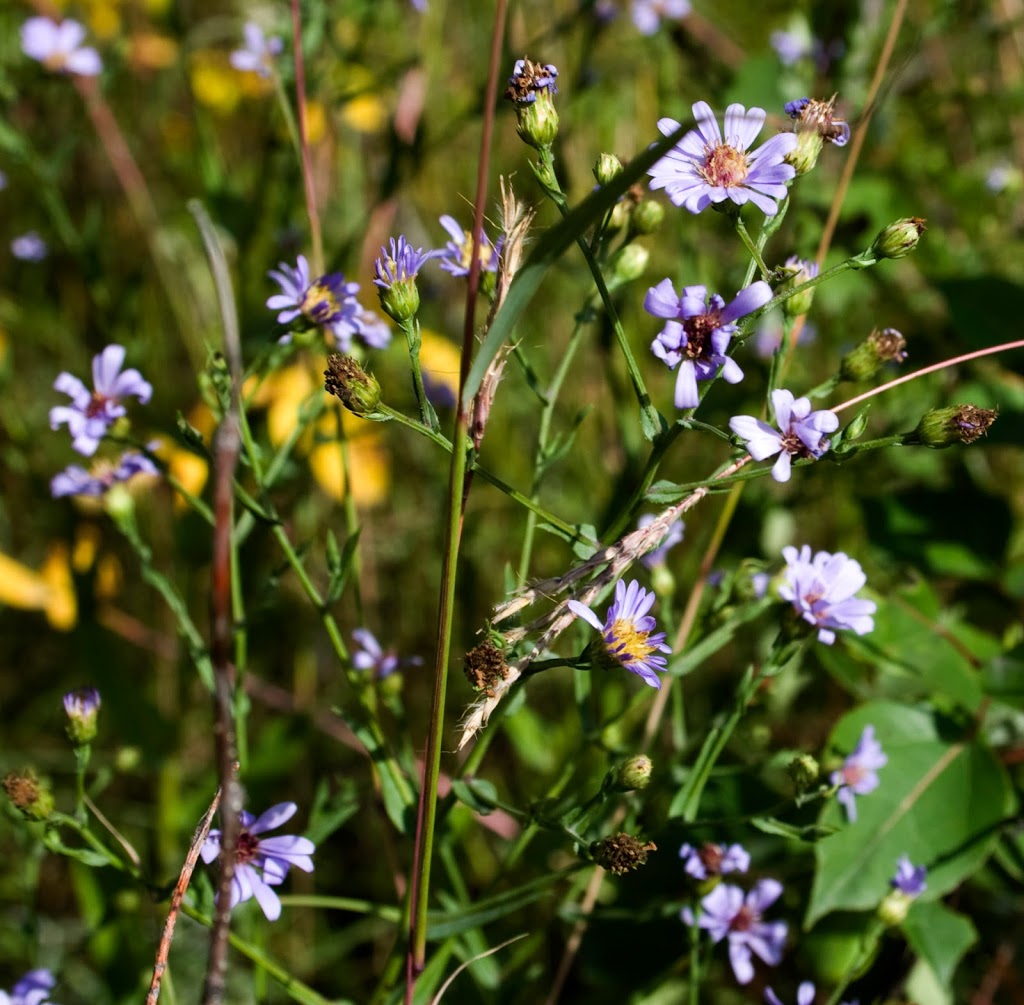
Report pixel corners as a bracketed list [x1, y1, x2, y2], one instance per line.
[201, 802, 315, 921]
[49, 346, 158, 500]
[22, 16, 101, 76]
[568, 579, 671, 689]
[1, 969, 59, 1005]
[645, 278, 771, 408]
[230, 22, 284, 78]
[780, 546, 876, 644]
[831, 724, 887, 822]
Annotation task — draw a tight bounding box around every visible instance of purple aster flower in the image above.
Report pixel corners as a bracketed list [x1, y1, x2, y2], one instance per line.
[771, 30, 813, 65]
[568, 578, 672, 689]
[687, 879, 788, 985]
[50, 345, 153, 457]
[352, 628, 423, 679]
[786, 97, 850, 147]
[373, 236, 432, 291]
[435, 215, 503, 278]
[986, 163, 1017, 193]
[830, 725, 887, 822]
[680, 841, 750, 880]
[63, 687, 101, 743]
[3, 969, 58, 1005]
[11, 232, 48, 262]
[648, 102, 798, 216]
[267, 256, 368, 351]
[779, 545, 877, 645]
[891, 855, 927, 897]
[410, 0, 428, 11]
[631, 0, 691, 35]
[638, 514, 684, 569]
[354, 306, 392, 349]
[201, 802, 315, 921]
[729, 389, 839, 482]
[51, 451, 158, 498]
[230, 22, 283, 77]
[505, 58, 558, 103]
[21, 16, 101, 76]
[646, 278, 771, 408]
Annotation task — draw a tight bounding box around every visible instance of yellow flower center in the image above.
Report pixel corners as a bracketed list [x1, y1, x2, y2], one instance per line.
[609, 618, 657, 662]
[698, 142, 749, 189]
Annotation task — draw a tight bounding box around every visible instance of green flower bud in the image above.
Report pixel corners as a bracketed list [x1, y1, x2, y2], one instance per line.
[773, 256, 819, 318]
[594, 153, 623, 186]
[785, 129, 824, 176]
[324, 354, 382, 417]
[63, 688, 101, 745]
[877, 889, 913, 927]
[377, 278, 420, 324]
[607, 244, 649, 289]
[630, 198, 665, 236]
[839, 327, 907, 382]
[3, 769, 54, 821]
[590, 832, 656, 875]
[787, 753, 820, 794]
[612, 754, 653, 791]
[908, 404, 997, 448]
[870, 217, 926, 260]
[842, 407, 871, 443]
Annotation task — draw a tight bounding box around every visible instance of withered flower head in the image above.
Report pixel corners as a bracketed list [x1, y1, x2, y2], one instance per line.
[591, 832, 657, 875]
[463, 639, 510, 697]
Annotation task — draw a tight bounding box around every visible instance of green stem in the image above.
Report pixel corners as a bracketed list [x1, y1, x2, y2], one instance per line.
[403, 318, 440, 431]
[411, 422, 470, 969]
[72, 745, 90, 825]
[734, 216, 769, 280]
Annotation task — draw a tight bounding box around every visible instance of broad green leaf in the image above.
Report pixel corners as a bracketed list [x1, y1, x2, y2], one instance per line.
[902, 899, 977, 987]
[806, 701, 1014, 927]
[450, 777, 499, 815]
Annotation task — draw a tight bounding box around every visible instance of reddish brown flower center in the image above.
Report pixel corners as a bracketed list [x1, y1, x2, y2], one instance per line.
[682, 314, 719, 360]
[699, 842, 724, 873]
[843, 764, 866, 786]
[236, 828, 260, 865]
[730, 904, 755, 932]
[86, 391, 110, 418]
[699, 143, 749, 189]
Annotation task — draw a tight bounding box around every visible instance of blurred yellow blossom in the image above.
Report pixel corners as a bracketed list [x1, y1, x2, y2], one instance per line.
[419, 329, 462, 407]
[0, 545, 76, 631]
[128, 32, 179, 72]
[190, 51, 243, 115]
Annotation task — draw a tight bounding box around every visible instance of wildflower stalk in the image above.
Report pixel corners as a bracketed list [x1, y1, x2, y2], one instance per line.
[290, 0, 324, 275]
[733, 215, 770, 280]
[400, 318, 441, 431]
[72, 746, 89, 825]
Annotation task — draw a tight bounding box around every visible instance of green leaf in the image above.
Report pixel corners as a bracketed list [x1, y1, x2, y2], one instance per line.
[325, 528, 361, 605]
[901, 899, 977, 987]
[806, 701, 1015, 928]
[981, 643, 1024, 705]
[450, 777, 499, 815]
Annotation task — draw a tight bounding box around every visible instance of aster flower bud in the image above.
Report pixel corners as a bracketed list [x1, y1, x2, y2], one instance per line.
[612, 754, 653, 791]
[908, 404, 997, 448]
[3, 769, 55, 821]
[594, 152, 623, 186]
[773, 255, 819, 317]
[591, 832, 657, 875]
[324, 354, 382, 417]
[839, 327, 908, 383]
[463, 639, 510, 697]
[787, 753, 820, 794]
[607, 244, 649, 289]
[631, 198, 665, 235]
[373, 236, 431, 323]
[505, 57, 559, 149]
[785, 128, 824, 176]
[63, 687, 101, 745]
[870, 217, 926, 260]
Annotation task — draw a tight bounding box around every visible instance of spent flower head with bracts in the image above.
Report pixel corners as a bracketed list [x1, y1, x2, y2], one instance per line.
[830, 725, 887, 822]
[63, 687, 101, 745]
[911, 403, 997, 448]
[230, 22, 284, 78]
[630, 0, 691, 35]
[648, 102, 798, 216]
[1, 968, 59, 1005]
[436, 215, 503, 278]
[505, 58, 559, 148]
[373, 236, 432, 323]
[684, 879, 788, 985]
[11, 232, 48, 262]
[785, 96, 850, 147]
[646, 279, 771, 409]
[51, 451, 158, 499]
[50, 345, 153, 457]
[729, 389, 839, 483]
[568, 579, 672, 689]
[680, 841, 750, 880]
[839, 327, 907, 382]
[267, 256, 370, 351]
[21, 16, 101, 76]
[352, 628, 423, 680]
[779, 545, 876, 644]
[201, 802, 315, 921]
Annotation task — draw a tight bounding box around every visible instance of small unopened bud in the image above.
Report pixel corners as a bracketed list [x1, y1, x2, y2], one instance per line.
[630, 198, 665, 235]
[463, 640, 510, 698]
[871, 217, 926, 260]
[787, 753, 820, 794]
[505, 58, 559, 149]
[377, 278, 420, 324]
[785, 129, 824, 176]
[613, 754, 653, 791]
[64, 688, 101, 745]
[594, 153, 623, 186]
[773, 256, 819, 317]
[591, 832, 657, 875]
[324, 354, 382, 417]
[839, 327, 908, 382]
[607, 244, 649, 289]
[878, 889, 914, 927]
[909, 404, 997, 448]
[842, 407, 871, 443]
[3, 770, 54, 821]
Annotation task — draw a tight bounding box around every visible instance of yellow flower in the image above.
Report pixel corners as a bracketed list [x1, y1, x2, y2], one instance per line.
[128, 32, 179, 72]
[0, 545, 77, 631]
[419, 329, 462, 406]
[190, 50, 243, 115]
